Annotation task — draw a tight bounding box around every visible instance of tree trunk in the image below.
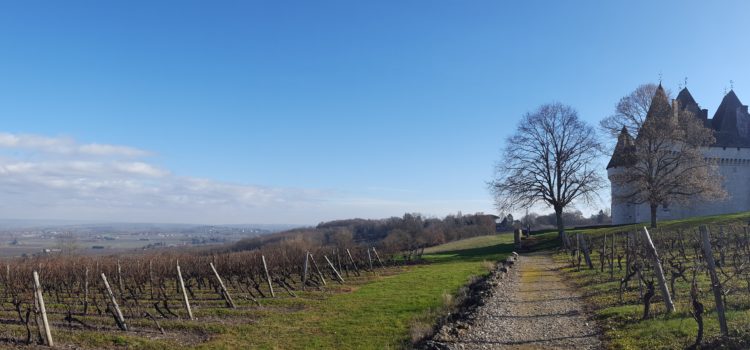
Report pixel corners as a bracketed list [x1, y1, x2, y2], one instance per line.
[650, 204, 658, 228]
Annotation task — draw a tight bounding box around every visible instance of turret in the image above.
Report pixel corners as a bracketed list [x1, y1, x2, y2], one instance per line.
[607, 126, 637, 224]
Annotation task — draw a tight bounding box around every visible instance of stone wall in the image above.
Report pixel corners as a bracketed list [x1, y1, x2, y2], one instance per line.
[610, 146, 750, 225]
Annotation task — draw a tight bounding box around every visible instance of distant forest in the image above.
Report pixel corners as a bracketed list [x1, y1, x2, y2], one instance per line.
[232, 212, 497, 258]
[230, 209, 611, 259]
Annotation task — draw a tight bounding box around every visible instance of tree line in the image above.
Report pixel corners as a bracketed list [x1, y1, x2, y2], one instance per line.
[232, 212, 497, 259]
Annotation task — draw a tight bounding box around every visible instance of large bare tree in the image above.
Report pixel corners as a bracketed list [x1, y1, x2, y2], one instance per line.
[609, 86, 726, 227]
[490, 103, 604, 247]
[600, 83, 671, 140]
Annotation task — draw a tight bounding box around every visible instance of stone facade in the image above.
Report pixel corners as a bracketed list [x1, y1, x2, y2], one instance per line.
[608, 87, 750, 225]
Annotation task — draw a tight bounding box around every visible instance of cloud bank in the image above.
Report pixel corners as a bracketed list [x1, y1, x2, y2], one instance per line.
[0, 133, 336, 224]
[0, 133, 490, 224]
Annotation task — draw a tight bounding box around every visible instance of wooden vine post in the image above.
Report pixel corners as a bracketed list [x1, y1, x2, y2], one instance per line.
[699, 225, 728, 336]
[346, 249, 360, 276]
[176, 261, 194, 320]
[101, 273, 128, 331]
[116, 260, 125, 297]
[372, 247, 385, 268]
[323, 255, 345, 283]
[302, 251, 309, 290]
[641, 227, 675, 313]
[33, 271, 54, 347]
[209, 262, 236, 309]
[581, 235, 593, 269]
[83, 267, 89, 315]
[261, 255, 275, 298]
[576, 232, 581, 271]
[149, 260, 154, 300]
[309, 253, 327, 286]
[366, 248, 374, 271]
[610, 233, 615, 278]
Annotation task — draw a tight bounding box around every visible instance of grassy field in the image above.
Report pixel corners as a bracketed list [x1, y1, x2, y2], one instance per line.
[556, 211, 750, 349]
[29, 233, 520, 349]
[195, 233, 518, 349]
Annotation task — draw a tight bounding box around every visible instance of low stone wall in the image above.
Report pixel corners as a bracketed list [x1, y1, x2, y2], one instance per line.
[417, 252, 519, 349]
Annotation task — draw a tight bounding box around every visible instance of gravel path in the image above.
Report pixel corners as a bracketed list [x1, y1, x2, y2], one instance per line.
[443, 252, 601, 350]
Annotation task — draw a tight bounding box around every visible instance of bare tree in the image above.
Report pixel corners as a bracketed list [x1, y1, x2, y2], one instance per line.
[600, 83, 671, 140]
[609, 85, 726, 227]
[490, 103, 604, 247]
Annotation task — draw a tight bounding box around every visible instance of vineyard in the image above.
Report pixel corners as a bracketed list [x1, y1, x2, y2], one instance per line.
[0, 243, 403, 348]
[559, 213, 750, 349]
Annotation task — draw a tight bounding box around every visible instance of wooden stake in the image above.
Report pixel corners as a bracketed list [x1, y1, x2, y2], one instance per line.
[610, 233, 615, 278]
[33, 271, 53, 347]
[576, 232, 581, 271]
[366, 248, 374, 271]
[209, 262, 236, 308]
[371, 247, 385, 268]
[641, 227, 675, 313]
[176, 262, 194, 320]
[346, 249, 360, 276]
[116, 260, 125, 297]
[261, 255, 275, 298]
[101, 273, 128, 331]
[309, 253, 327, 286]
[149, 260, 154, 300]
[83, 267, 89, 315]
[699, 225, 728, 335]
[581, 235, 594, 269]
[601, 234, 607, 272]
[323, 255, 345, 283]
[302, 251, 309, 291]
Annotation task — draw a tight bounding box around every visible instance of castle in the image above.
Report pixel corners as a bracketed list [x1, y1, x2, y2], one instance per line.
[607, 86, 750, 225]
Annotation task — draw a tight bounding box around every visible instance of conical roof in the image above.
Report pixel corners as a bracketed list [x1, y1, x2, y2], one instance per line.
[712, 90, 750, 147]
[645, 84, 672, 121]
[676, 87, 698, 109]
[676, 87, 707, 121]
[712, 90, 743, 129]
[607, 126, 636, 169]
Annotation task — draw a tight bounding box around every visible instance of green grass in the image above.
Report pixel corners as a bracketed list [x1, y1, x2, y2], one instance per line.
[40, 232, 524, 349]
[567, 211, 750, 238]
[189, 233, 520, 349]
[557, 211, 750, 349]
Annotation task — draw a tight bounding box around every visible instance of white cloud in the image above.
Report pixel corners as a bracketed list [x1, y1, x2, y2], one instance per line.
[0, 133, 150, 157]
[0, 132, 340, 224]
[0, 132, 492, 224]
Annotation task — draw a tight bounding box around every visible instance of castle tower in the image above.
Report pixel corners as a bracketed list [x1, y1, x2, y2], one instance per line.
[607, 126, 637, 224]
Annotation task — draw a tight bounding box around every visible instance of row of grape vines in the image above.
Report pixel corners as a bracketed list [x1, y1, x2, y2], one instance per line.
[564, 223, 750, 347]
[1, 244, 393, 346]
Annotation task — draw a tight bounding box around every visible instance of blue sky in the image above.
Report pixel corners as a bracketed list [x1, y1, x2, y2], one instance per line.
[0, 1, 748, 224]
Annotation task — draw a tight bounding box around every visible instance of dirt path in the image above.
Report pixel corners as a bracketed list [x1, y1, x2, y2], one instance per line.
[443, 252, 601, 349]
